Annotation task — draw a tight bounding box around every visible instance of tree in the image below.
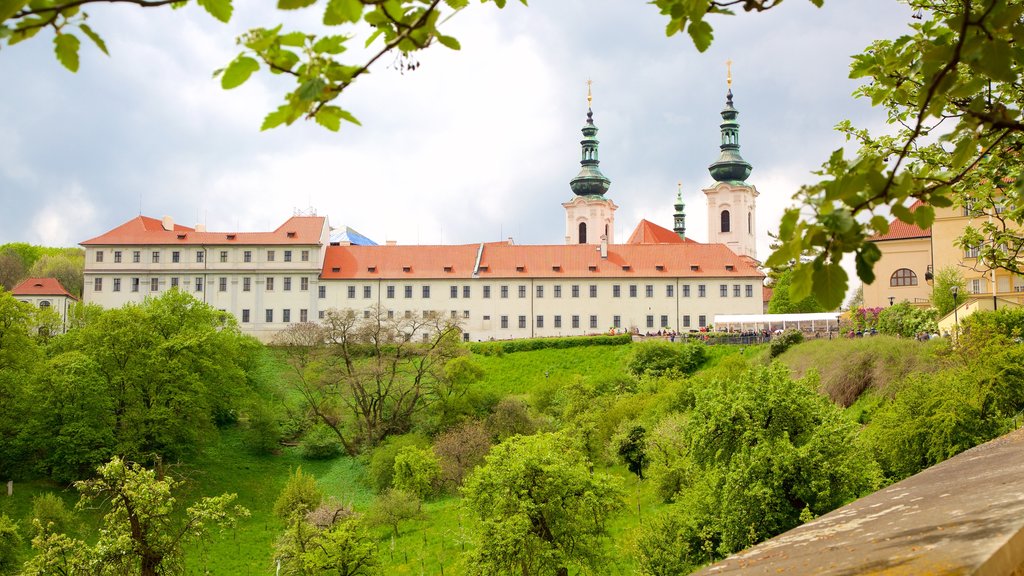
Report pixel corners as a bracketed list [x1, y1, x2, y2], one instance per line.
[27, 251, 84, 297]
[0, 289, 43, 479]
[366, 488, 420, 539]
[23, 457, 248, 576]
[0, 514, 21, 574]
[627, 341, 707, 377]
[876, 301, 937, 337]
[432, 420, 491, 489]
[0, 248, 26, 290]
[931, 266, 967, 317]
[274, 515, 379, 576]
[274, 467, 325, 522]
[462, 432, 624, 576]
[615, 423, 648, 480]
[391, 445, 441, 500]
[767, 268, 827, 313]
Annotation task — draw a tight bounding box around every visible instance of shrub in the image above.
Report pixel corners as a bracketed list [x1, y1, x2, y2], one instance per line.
[769, 329, 804, 358]
[366, 489, 421, 538]
[366, 434, 429, 493]
[0, 514, 21, 574]
[433, 421, 491, 490]
[392, 446, 441, 500]
[467, 334, 632, 355]
[627, 341, 707, 377]
[486, 397, 538, 441]
[31, 493, 75, 537]
[301, 425, 342, 460]
[274, 467, 323, 521]
[242, 402, 281, 455]
[876, 302, 937, 338]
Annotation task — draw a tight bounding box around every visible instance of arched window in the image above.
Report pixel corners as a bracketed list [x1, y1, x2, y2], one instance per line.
[748, 211, 752, 234]
[578, 222, 587, 244]
[38, 300, 51, 309]
[721, 210, 731, 233]
[604, 224, 609, 240]
[890, 268, 918, 287]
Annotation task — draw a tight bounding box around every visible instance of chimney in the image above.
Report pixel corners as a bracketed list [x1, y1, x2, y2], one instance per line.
[507, 236, 514, 246]
[195, 223, 207, 232]
[600, 235, 608, 259]
[161, 216, 174, 231]
[386, 240, 397, 246]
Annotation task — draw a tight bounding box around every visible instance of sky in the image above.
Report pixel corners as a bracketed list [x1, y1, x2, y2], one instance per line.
[0, 0, 912, 264]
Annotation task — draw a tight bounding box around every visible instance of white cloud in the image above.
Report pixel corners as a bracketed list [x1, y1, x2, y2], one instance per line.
[31, 183, 98, 246]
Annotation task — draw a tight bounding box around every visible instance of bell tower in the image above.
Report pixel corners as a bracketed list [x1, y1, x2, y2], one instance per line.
[703, 61, 759, 260]
[564, 81, 616, 245]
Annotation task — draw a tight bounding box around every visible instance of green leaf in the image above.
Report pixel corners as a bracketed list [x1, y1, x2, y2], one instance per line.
[0, 0, 30, 23]
[220, 56, 259, 89]
[79, 23, 108, 56]
[197, 0, 233, 23]
[811, 261, 847, 310]
[53, 33, 80, 72]
[315, 106, 341, 131]
[279, 31, 308, 47]
[890, 202, 913, 224]
[436, 34, 460, 50]
[296, 78, 327, 102]
[337, 108, 361, 126]
[313, 34, 347, 54]
[913, 205, 935, 230]
[278, 0, 317, 9]
[324, 0, 363, 25]
[261, 106, 292, 131]
[687, 19, 713, 53]
[790, 263, 814, 302]
[854, 243, 881, 285]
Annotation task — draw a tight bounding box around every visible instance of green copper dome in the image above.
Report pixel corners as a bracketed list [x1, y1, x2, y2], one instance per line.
[708, 89, 752, 183]
[569, 109, 611, 197]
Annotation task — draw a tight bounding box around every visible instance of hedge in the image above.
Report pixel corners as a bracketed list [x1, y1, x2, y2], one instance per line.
[467, 334, 633, 355]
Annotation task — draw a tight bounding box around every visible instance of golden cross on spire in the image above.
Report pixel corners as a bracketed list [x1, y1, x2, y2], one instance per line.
[726, 59, 733, 88]
[586, 78, 593, 107]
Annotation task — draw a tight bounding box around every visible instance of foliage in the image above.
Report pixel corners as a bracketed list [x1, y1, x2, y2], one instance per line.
[876, 302, 937, 338]
[767, 269, 827, 313]
[391, 445, 441, 500]
[0, 247, 25, 291]
[627, 341, 707, 377]
[931, 266, 967, 317]
[26, 250, 84, 297]
[24, 457, 248, 576]
[30, 493, 75, 537]
[366, 488, 421, 539]
[769, 328, 803, 358]
[462, 431, 624, 576]
[432, 420, 491, 490]
[614, 423, 648, 480]
[643, 413, 691, 503]
[845, 283, 864, 310]
[485, 397, 539, 441]
[0, 514, 21, 574]
[274, 467, 324, 522]
[849, 306, 883, 333]
[960, 307, 1024, 343]
[468, 334, 632, 356]
[302, 424, 344, 460]
[274, 514, 378, 576]
[243, 401, 282, 455]
[365, 433, 429, 493]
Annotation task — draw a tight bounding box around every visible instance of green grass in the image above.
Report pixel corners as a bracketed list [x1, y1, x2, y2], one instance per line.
[470, 344, 635, 398]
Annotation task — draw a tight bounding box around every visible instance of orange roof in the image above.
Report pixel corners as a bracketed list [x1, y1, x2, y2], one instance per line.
[81, 215, 327, 246]
[626, 219, 692, 244]
[869, 201, 931, 241]
[321, 242, 764, 280]
[11, 277, 77, 299]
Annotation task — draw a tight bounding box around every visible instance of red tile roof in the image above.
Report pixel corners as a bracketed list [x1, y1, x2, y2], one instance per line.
[626, 219, 692, 244]
[11, 277, 77, 299]
[869, 201, 931, 241]
[321, 242, 764, 279]
[81, 215, 327, 246]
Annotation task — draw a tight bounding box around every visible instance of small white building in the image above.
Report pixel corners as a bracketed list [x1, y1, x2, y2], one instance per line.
[12, 277, 78, 333]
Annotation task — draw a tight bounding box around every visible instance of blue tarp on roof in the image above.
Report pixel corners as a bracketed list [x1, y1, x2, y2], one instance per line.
[329, 226, 377, 246]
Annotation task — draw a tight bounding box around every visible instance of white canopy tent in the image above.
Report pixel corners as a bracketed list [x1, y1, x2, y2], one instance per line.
[713, 312, 841, 333]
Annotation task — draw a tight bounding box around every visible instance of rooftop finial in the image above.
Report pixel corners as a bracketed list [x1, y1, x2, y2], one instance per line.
[726, 59, 732, 88]
[677, 181, 683, 201]
[586, 78, 593, 108]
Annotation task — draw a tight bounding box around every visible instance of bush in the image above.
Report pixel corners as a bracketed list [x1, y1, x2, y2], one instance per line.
[365, 434, 429, 493]
[876, 302, 937, 338]
[769, 329, 804, 358]
[366, 489, 421, 538]
[433, 421, 491, 490]
[0, 514, 21, 574]
[486, 397, 538, 441]
[274, 467, 324, 521]
[392, 446, 441, 500]
[467, 334, 632, 355]
[301, 425, 342, 460]
[627, 341, 707, 377]
[31, 493, 75, 537]
[242, 402, 281, 455]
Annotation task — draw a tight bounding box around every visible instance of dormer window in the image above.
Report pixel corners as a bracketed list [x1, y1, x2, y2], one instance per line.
[479, 265, 489, 272]
[552, 265, 561, 271]
[177, 233, 187, 240]
[656, 265, 665, 271]
[622, 265, 631, 271]
[588, 265, 597, 271]
[726, 264, 734, 271]
[331, 267, 341, 273]
[367, 266, 376, 272]
[286, 231, 297, 238]
[516, 266, 525, 272]
[444, 266, 453, 273]
[690, 265, 699, 271]
[226, 234, 236, 240]
[402, 266, 411, 272]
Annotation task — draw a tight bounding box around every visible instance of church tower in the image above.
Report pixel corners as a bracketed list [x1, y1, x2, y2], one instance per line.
[673, 182, 686, 239]
[564, 82, 617, 245]
[703, 63, 759, 260]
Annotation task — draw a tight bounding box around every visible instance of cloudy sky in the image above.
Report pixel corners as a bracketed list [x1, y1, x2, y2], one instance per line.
[0, 0, 910, 263]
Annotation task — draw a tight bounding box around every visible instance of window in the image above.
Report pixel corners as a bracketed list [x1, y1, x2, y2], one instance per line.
[613, 315, 621, 328]
[267, 250, 275, 262]
[554, 315, 562, 328]
[301, 250, 310, 262]
[195, 250, 204, 263]
[266, 277, 275, 291]
[683, 315, 691, 328]
[629, 285, 638, 298]
[319, 311, 326, 319]
[554, 285, 562, 298]
[965, 245, 980, 258]
[151, 278, 159, 292]
[613, 285, 621, 297]
[243, 277, 251, 292]
[219, 277, 227, 292]
[131, 277, 140, 292]
[501, 315, 509, 329]
[242, 309, 250, 323]
[463, 286, 470, 298]
[95, 251, 103, 263]
[348, 286, 356, 298]
[171, 251, 180, 263]
[266, 309, 273, 323]
[114, 251, 122, 263]
[645, 285, 654, 298]
[219, 250, 228, 263]
[244, 250, 252, 263]
[571, 315, 580, 329]
[319, 286, 327, 299]
[589, 315, 598, 329]
[451, 286, 459, 298]
[283, 309, 291, 323]
[746, 284, 754, 298]
[300, 309, 308, 322]
[579, 222, 587, 244]
[195, 277, 204, 292]
[699, 315, 707, 328]
[698, 284, 706, 298]
[170, 277, 179, 289]
[666, 284, 674, 297]
[301, 277, 309, 291]
[364, 310, 371, 319]
[146, 251, 157, 264]
[660, 315, 668, 328]
[568, 285, 577, 298]
[589, 285, 597, 298]
[683, 285, 691, 297]
[721, 210, 731, 233]
[519, 315, 527, 329]
[387, 285, 396, 299]
[484, 285, 492, 299]
[113, 278, 121, 292]
[500, 285, 509, 298]
[283, 277, 292, 291]
[646, 315, 654, 328]
[536, 285, 544, 298]
[284, 250, 292, 262]
[748, 211, 753, 234]
[971, 279, 984, 293]
[404, 285, 413, 298]
[890, 268, 918, 287]
[132, 251, 140, 263]
[463, 310, 470, 319]
[518, 285, 527, 298]
[423, 286, 431, 298]
[734, 284, 741, 297]
[363, 286, 371, 298]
